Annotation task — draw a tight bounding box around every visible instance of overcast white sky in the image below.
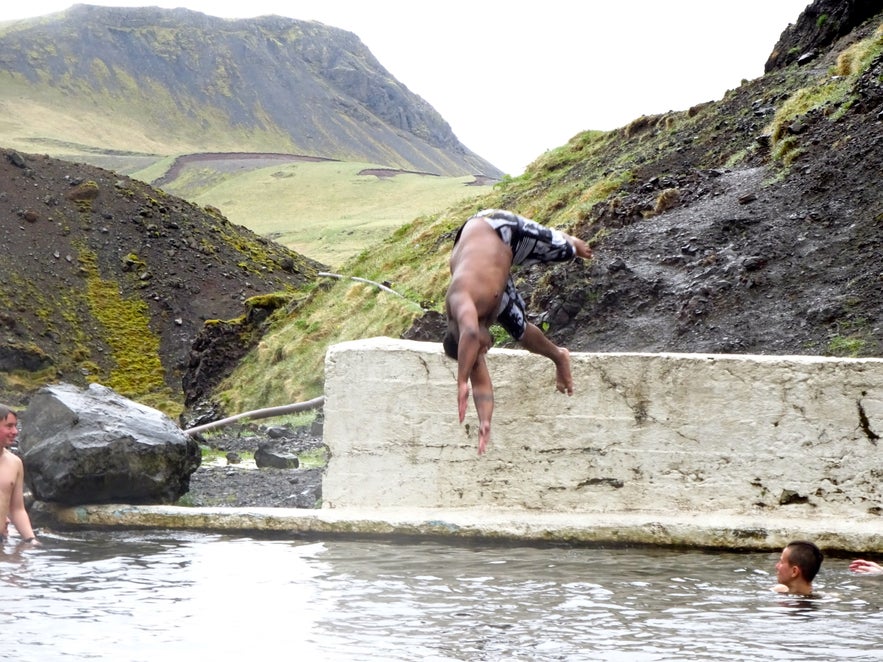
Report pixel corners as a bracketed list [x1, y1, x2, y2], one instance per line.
[1, 1, 812, 174]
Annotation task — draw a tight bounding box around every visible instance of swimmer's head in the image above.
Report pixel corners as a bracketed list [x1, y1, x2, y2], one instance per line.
[785, 540, 824, 582]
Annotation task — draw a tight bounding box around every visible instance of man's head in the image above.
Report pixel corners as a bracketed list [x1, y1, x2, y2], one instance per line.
[442, 329, 458, 360]
[442, 315, 460, 360]
[777, 540, 823, 585]
[0, 404, 18, 450]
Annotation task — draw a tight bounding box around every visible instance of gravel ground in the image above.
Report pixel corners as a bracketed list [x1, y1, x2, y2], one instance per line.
[184, 422, 326, 508]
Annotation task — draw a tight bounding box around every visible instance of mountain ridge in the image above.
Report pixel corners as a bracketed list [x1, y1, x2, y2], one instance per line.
[0, 4, 501, 178]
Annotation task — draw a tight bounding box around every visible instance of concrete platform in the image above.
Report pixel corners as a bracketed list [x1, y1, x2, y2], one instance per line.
[34, 502, 883, 553]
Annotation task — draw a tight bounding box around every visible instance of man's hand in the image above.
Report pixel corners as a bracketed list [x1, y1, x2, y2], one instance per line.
[458, 383, 492, 454]
[850, 559, 883, 574]
[478, 420, 491, 455]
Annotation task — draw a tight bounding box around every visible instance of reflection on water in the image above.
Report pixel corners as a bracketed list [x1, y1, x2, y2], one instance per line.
[1, 530, 881, 661]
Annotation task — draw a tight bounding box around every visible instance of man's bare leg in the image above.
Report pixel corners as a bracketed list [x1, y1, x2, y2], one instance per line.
[518, 323, 574, 395]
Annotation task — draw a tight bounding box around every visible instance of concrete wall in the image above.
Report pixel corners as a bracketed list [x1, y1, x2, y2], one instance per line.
[323, 337, 883, 521]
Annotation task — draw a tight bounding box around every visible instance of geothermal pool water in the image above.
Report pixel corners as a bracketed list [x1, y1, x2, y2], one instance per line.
[1, 530, 881, 661]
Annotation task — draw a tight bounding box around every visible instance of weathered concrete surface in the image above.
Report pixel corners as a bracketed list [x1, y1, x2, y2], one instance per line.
[318, 337, 883, 550]
[34, 503, 883, 553]
[323, 338, 883, 514]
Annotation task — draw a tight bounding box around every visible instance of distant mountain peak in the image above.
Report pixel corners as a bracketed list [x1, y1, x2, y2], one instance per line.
[0, 4, 502, 177]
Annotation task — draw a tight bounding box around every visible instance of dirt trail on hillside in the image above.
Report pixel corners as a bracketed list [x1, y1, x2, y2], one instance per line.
[152, 152, 337, 186]
[153, 152, 495, 188]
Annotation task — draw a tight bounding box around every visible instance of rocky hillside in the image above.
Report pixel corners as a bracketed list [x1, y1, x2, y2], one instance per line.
[0, 148, 322, 412]
[535, 0, 883, 358]
[0, 4, 500, 178]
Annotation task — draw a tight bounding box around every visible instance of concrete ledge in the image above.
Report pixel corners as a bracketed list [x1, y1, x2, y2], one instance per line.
[35, 502, 883, 552]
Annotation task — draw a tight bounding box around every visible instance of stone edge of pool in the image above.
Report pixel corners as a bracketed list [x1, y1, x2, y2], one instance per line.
[32, 502, 883, 553]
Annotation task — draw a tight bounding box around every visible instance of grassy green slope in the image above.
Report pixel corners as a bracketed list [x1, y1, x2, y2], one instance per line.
[150, 159, 492, 267]
[211, 135, 614, 413]
[0, 71, 297, 159]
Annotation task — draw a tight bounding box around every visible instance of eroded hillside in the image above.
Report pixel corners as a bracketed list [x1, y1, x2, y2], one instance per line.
[0, 149, 322, 412]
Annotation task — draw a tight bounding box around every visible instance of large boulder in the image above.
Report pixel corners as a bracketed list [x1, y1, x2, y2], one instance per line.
[18, 383, 201, 505]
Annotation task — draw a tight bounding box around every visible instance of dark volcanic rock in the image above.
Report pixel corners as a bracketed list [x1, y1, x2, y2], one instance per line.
[765, 0, 881, 72]
[19, 383, 200, 505]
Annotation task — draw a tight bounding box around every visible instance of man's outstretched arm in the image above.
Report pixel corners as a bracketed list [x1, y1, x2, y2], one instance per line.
[454, 329, 494, 454]
[452, 304, 495, 453]
[456, 325, 482, 422]
[469, 356, 494, 455]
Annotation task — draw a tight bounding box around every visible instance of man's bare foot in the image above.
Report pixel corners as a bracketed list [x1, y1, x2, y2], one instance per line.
[554, 347, 573, 395]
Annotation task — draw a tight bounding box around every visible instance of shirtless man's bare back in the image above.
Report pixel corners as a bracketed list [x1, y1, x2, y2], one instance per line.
[444, 209, 592, 454]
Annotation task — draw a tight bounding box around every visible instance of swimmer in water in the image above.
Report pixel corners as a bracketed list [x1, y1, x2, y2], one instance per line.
[772, 540, 823, 595]
[0, 404, 39, 546]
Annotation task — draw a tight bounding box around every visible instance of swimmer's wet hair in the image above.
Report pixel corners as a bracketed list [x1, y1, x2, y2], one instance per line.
[786, 540, 824, 581]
